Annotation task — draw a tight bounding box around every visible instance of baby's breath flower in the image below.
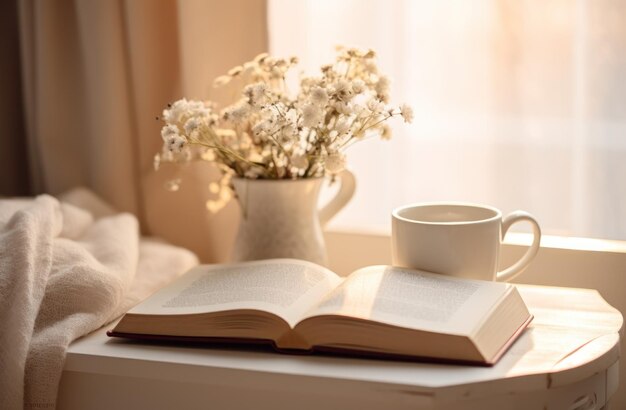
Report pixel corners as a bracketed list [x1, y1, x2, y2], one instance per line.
[201, 149, 216, 161]
[367, 98, 385, 114]
[324, 153, 346, 174]
[161, 124, 179, 141]
[244, 168, 263, 179]
[381, 124, 392, 140]
[222, 101, 251, 124]
[302, 104, 323, 128]
[184, 117, 201, 134]
[352, 103, 366, 115]
[291, 153, 309, 170]
[364, 59, 378, 74]
[165, 178, 182, 192]
[363, 49, 376, 59]
[207, 113, 219, 126]
[156, 47, 409, 188]
[320, 64, 333, 74]
[300, 76, 324, 91]
[252, 119, 271, 136]
[334, 101, 352, 116]
[310, 87, 329, 106]
[284, 107, 299, 126]
[228, 65, 243, 76]
[166, 134, 187, 153]
[281, 123, 298, 139]
[332, 80, 352, 101]
[375, 76, 391, 102]
[254, 52, 269, 63]
[162, 99, 189, 123]
[260, 105, 278, 122]
[243, 82, 268, 106]
[335, 117, 351, 134]
[161, 149, 174, 162]
[187, 100, 209, 116]
[352, 79, 366, 94]
[212, 75, 230, 87]
[400, 103, 414, 123]
[242, 61, 257, 76]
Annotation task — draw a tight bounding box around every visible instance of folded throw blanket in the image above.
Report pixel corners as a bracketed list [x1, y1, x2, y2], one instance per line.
[0, 189, 198, 410]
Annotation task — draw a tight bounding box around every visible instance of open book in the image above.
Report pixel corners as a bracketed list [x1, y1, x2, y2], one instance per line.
[108, 259, 532, 365]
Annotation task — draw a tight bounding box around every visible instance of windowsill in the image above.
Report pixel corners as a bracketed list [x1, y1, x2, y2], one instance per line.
[324, 229, 626, 277]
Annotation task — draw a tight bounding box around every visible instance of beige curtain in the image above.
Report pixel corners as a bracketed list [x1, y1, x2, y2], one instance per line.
[0, 0, 30, 196]
[16, 0, 268, 262]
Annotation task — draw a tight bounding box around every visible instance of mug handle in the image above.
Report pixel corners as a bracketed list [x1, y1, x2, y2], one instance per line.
[496, 211, 542, 282]
[319, 169, 356, 227]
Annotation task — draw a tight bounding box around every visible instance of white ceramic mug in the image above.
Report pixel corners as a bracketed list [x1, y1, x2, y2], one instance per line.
[391, 202, 541, 282]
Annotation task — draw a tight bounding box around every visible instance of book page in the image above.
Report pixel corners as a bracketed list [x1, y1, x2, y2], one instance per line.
[302, 266, 510, 335]
[129, 259, 342, 327]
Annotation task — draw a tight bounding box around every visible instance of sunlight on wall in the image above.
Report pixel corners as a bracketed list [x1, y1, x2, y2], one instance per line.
[269, 0, 626, 240]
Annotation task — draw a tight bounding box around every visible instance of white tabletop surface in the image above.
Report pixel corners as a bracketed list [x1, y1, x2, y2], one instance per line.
[63, 284, 622, 400]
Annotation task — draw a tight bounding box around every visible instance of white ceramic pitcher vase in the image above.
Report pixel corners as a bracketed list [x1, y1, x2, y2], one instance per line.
[231, 170, 355, 266]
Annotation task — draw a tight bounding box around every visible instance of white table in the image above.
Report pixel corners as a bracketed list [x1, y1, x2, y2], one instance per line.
[58, 285, 623, 410]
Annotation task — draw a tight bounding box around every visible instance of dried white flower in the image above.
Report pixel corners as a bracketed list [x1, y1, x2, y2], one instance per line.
[334, 101, 352, 116]
[254, 52, 269, 63]
[375, 76, 391, 101]
[352, 102, 366, 115]
[166, 134, 187, 153]
[162, 99, 189, 123]
[291, 153, 309, 170]
[243, 82, 268, 106]
[310, 87, 329, 106]
[228, 65, 243, 76]
[161, 124, 179, 141]
[335, 116, 351, 134]
[242, 61, 257, 76]
[153, 153, 161, 170]
[201, 149, 216, 161]
[206, 183, 233, 213]
[252, 119, 272, 136]
[367, 98, 385, 114]
[213, 75, 231, 87]
[281, 123, 297, 140]
[302, 104, 323, 128]
[284, 108, 299, 127]
[223, 100, 250, 124]
[364, 59, 378, 74]
[381, 124, 392, 140]
[332, 80, 353, 101]
[184, 117, 201, 134]
[160, 148, 174, 162]
[324, 153, 346, 174]
[156, 47, 410, 188]
[244, 168, 263, 179]
[187, 100, 209, 117]
[352, 79, 366, 94]
[400, 103, 414, 123]
[165, 178, 182, 192]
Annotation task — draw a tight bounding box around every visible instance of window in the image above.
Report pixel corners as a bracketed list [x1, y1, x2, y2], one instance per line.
[269, 0, 626, 240]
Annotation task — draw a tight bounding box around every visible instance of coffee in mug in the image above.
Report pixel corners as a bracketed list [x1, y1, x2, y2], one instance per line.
[391, 202, 541, 282]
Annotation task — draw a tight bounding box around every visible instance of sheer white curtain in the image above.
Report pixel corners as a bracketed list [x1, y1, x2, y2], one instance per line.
[269, 0, 626, 240]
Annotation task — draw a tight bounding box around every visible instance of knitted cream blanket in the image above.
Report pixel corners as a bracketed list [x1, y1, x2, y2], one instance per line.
[0, 189, 198, 409]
